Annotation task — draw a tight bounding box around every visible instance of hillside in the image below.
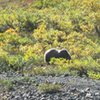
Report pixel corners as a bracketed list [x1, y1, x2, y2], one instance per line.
[0, 0, 100, 99]
[0, 0, 100, 78]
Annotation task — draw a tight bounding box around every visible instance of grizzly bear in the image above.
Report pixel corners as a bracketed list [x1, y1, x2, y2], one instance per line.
[44, 48, 71, 64]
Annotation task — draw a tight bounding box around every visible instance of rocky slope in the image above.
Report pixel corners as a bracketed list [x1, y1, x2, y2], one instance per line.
[0, 72, 100, 100]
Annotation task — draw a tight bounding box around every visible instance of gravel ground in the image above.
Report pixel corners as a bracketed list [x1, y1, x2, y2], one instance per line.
[0, 72, 100, 100]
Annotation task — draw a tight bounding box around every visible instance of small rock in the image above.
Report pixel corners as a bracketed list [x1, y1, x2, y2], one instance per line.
[15, 95, 21, 100]
[0, 93, 3, 96]
[86, 92, 91, 96]
[2, 95, 8, 100]
[79, 90, 86, 96]
[10, 95, 15, 99]
[80, 97, 85, 100]
[40, 97, 47, 100]
[23, 93, 27, 97]
[85, 87, 90, 92]
[62, 93, 68, 96]
[31, 95, 37, 99]
[24, 97, 28, 100]
[95, 92, 100, 96]
[86, 93, 93, 99]
[54, 95, 59, 100]
[70, 87, 77, 92]
[41, 94, 48, 98]
[61, 73, 69, 77]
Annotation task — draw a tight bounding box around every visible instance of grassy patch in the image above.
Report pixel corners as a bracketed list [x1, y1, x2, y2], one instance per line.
[38, 83, 62, 93]
[88, 72, 100, 80]
[0, 79, 13, 91]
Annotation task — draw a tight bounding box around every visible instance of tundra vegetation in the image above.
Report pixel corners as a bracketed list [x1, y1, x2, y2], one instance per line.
[0, 0, 100, 79]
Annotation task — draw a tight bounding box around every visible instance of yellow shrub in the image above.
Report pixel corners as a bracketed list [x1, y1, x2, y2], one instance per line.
[33, 23, 48, 42]
[65, 32, 97, 58]
[5, 28, 17, 35]
[33, 43, 45, 54]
